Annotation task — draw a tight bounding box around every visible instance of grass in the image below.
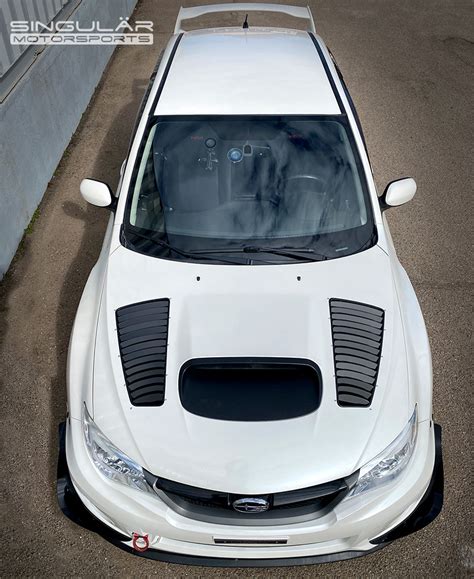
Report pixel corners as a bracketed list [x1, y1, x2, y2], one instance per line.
[11, 207, 42, 260]
[25, 207, 41, 235]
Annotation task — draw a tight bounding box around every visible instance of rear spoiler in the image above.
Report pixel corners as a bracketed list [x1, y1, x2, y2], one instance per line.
[174, 3, 316, 34]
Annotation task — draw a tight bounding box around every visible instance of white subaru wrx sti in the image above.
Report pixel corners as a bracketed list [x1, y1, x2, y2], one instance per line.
[58, 4, 443, 566]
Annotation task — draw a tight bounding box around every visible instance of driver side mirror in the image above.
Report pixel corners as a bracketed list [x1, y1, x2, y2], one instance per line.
[380, 177, 417, 211]
[80, 179, 116, 211]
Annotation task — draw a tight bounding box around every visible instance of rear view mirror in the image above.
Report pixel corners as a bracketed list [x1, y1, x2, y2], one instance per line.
[380, 178, 417, 210]
[80, 179, 115, 210]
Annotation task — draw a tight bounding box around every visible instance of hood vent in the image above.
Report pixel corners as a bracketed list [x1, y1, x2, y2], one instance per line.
[116, 299, 170, 406]
[330, 298, 384, 407]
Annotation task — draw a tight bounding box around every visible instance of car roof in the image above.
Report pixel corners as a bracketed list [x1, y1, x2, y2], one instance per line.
[154, 28, 341, 116]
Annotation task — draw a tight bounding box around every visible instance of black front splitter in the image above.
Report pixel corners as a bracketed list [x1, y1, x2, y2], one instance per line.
[370, 423, 444, 545]
[57, 421, 443, 567]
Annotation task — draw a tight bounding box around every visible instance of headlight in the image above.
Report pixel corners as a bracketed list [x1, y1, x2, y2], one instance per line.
[346, 407, 418, 499]
[83, 405, 151, 494]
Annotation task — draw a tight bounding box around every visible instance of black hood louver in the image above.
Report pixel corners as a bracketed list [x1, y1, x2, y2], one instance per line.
[116, 299, 170, 406]
[329, 298, 384, 407]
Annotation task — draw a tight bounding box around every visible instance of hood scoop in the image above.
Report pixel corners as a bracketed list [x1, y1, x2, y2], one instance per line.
[330, 299, 384, 407]
[116, 299, 170, 406]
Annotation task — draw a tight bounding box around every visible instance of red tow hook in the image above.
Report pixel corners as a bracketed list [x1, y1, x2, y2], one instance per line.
[132, 533, 150, 552]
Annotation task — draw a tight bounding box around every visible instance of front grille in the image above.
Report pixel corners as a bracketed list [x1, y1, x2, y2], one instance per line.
[144, 471, 355, 526]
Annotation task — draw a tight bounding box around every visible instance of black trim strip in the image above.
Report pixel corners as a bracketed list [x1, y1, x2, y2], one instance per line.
[326, 47, 370, 155]
[214, 538, 288, 545]
[148, 33, 183, 117]
[308, 33, 345, 115]
[126, 51, 164, 154]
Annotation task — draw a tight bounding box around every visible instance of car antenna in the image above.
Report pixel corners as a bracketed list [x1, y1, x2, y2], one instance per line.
[242, 13, 249, 29]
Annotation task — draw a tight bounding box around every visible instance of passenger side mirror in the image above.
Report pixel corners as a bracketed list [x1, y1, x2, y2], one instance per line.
[380, 178, 417, 211]
[80, 179, 116, 210]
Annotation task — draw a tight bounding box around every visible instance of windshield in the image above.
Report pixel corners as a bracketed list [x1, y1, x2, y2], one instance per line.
[124, 116, 376, 264]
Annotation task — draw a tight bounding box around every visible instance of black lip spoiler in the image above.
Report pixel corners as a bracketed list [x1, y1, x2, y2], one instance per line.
[57, 421, 443, 567]
[370, 423, 444, 545]
[57, 421, 130, 543]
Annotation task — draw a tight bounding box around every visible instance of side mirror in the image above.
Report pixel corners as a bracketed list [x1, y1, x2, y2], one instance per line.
[380, 177, 417, 211]
[80, 179, 116, 210]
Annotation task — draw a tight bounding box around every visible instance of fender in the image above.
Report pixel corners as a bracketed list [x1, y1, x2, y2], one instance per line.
[67, 215, 113, 419]
[392, 260, 433, 423]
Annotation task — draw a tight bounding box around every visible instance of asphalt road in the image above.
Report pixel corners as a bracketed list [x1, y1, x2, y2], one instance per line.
[1, 0, 472, 576]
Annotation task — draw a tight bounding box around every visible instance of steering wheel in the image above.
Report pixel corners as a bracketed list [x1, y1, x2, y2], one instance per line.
[282, 175, 326, 194]
[270, 174, 326, 207]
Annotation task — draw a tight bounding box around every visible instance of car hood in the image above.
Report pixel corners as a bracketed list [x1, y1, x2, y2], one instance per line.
[92, 244, 414, 494]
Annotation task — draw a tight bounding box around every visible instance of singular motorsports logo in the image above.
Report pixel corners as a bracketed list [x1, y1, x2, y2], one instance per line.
[10, 17, 153, 45]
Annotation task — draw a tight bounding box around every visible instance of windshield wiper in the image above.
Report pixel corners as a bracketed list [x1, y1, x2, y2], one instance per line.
[125, 228, 244, 265]
[189, 246, 327, 262]
[352, 228, 378, 255]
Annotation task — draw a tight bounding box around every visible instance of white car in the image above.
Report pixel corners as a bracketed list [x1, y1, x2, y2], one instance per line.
[58, 3, 443, 566]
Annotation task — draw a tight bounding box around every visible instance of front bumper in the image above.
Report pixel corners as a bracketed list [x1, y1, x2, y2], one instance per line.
[57, 420, 443, 567]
